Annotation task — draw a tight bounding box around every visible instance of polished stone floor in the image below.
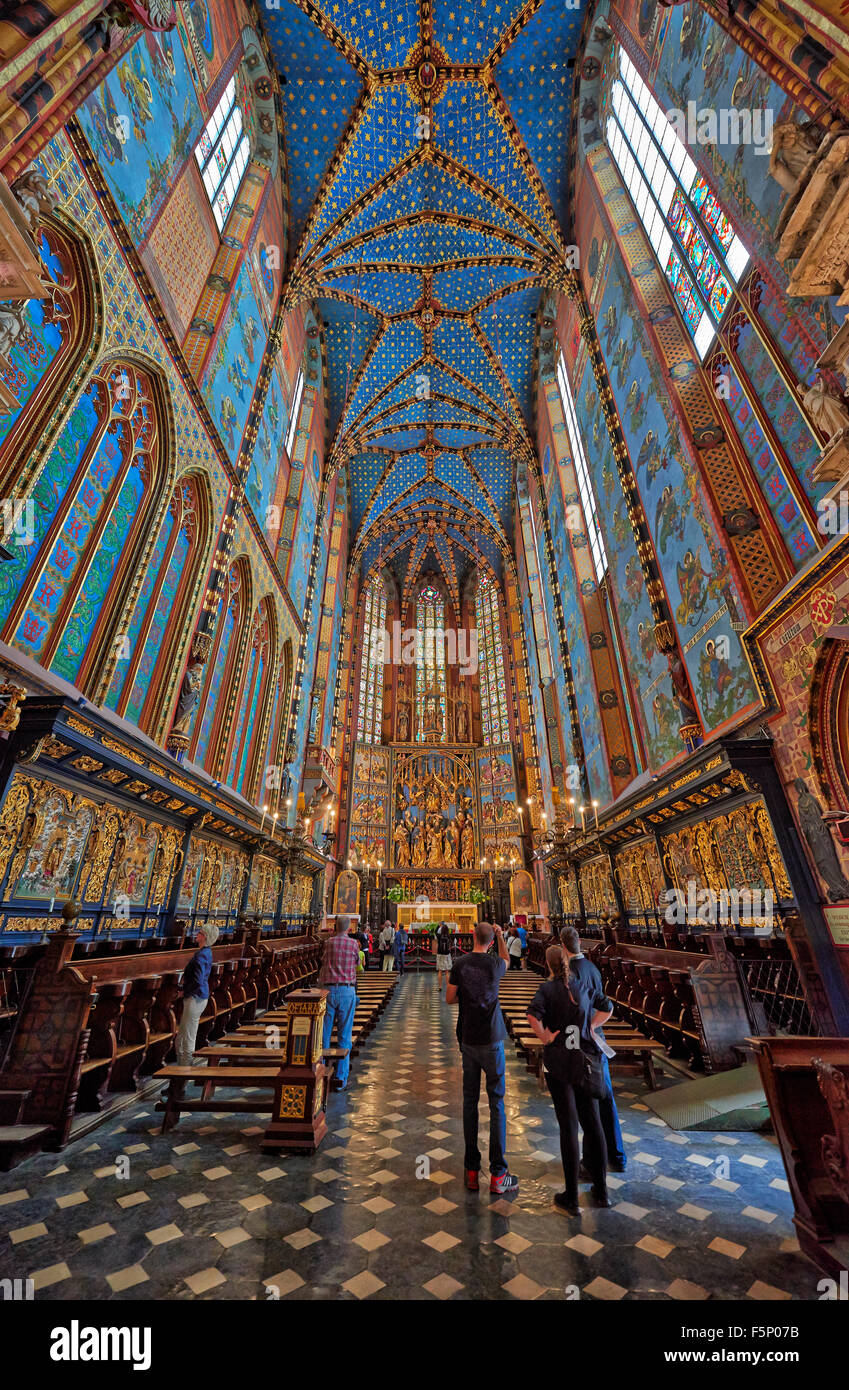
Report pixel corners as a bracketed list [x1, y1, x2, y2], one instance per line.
[0, 973, 820, 1300]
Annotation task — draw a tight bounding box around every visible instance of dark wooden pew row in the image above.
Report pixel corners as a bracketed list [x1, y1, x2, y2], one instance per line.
[751, 1036, 849, 1278]
[498, 977, 663, 1090]
[0, 928, 320, 1169]
[154, 974, 399, 1133]
[528, 931, 756, 1073]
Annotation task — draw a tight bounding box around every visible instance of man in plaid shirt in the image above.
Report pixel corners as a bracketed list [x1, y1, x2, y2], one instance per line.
[318, 916, 360, 1091]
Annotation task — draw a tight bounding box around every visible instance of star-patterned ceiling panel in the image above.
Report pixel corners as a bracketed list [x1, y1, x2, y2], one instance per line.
[494, 1, 579, 230]
[267, 0, 587, 587]
[434, 0, 534, 64]
[321, 299, 381, 437]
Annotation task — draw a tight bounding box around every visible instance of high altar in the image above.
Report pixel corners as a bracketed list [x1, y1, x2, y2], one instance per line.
[397, 902, 479, 930]
[345, 743, 525, 892]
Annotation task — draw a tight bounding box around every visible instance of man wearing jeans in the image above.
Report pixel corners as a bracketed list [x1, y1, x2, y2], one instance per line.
[176, 923, 218, 1065]
[446, 922, 518, 1195]
[318, 916, 360, 1092]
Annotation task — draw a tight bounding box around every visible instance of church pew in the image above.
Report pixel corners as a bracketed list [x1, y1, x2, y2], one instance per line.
[751, 1036, 849, 1278]
[0, 930, 320, 1166]
[155, 976, 397, 1130]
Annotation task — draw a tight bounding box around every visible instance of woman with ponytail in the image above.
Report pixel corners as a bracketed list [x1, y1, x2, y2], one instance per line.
[526, 944, 612, 1215]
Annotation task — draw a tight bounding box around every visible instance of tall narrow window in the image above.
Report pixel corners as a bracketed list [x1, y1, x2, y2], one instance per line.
[357, 576, 386, 745]
[105, 478, 201, 729]
[194, 76, 250, 231]
[416, 583, 446, 743]
[605, 48, 748, 358]
[285, 369, 304, 459]
[476, 573, 510, 745]
[556, 356, 608, 583]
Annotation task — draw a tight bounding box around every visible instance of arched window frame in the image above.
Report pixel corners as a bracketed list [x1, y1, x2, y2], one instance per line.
[0, 363, 163, 681]
[475, 572, 510, 746]
[357, 575, 386, 745]
[225, 598, 276, 800]
[415, 582, 447, 743]
[190, 561, 249, 769]
[0, 212, 102, 501]
[103, 473, 211, 734]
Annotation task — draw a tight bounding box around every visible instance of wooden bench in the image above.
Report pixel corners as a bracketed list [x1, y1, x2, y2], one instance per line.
[0, 928, 321, 1166]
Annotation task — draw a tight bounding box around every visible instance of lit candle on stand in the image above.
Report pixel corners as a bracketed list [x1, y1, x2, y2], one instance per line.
[260, 803, 268, 837]
[569, 796, 577, 828]
[579, 805, 587, 833]
[592, 800, 599, 830]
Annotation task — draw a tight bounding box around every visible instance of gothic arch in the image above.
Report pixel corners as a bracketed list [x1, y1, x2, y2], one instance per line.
[0, 206, 105, 500]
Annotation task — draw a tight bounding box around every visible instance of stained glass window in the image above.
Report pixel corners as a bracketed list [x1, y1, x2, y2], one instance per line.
[194, 75, 250, 232]
[285, 370, 304, 460]
[555, 356, 608, 583]
[415, 583, 446, 743]
[605, 48, 748, 358]
[193, 566, 243, 767]
[357, 576, 386, 745]
[228, 604, 271, 797]
[1, 366, 158, 679]
[104, 481, 198, 727]
[476, 573, 510, 746]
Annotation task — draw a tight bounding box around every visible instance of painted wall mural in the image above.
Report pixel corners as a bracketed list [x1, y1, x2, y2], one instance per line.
[200, 259, 268, 464]
[543, 447, 611, 804]
[516, 542, 554, 817]
[77, 28, 204, 248]
[286, 449, 320, 611]
[572, 350, 680, 768]
[594, 250, 759, 735]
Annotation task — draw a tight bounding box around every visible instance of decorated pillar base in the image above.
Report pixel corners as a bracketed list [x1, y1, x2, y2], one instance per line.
[262, 989, 329, 1155]
[813, 431, 849, 490]
[165, 731, 190, 762]
[263, 1066, 328, 1155]
[679, 723, 703, 754]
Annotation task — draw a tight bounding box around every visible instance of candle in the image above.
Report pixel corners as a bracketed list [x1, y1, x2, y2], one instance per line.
[592, 799, 599, 830]
[49, 896, 55, 912]
[569, 796, 577, 828]
[260, 803, 268, 837]
[579, 805, 586, 832]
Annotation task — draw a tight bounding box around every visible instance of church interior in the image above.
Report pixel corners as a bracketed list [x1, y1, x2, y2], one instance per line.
[2, 0, 849, 1317]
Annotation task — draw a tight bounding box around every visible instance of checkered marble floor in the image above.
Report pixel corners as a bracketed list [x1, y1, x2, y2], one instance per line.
[0, 974, 820, 1300]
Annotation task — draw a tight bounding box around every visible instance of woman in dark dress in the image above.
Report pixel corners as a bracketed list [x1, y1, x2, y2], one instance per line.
[527, 944, 612, 1216]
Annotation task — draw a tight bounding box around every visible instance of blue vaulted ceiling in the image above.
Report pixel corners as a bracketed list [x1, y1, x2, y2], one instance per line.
[262, 0, 587, 595]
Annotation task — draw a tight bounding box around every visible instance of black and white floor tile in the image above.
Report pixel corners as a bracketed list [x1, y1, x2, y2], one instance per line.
[0, 975, 818, 1300]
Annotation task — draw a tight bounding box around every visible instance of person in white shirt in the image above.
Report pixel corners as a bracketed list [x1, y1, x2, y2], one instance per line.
[507, 927, 523, 971]
[379, 920, 396, 971]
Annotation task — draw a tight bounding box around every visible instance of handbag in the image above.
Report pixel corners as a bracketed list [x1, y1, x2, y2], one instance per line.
[578, 1049, 606, 1100]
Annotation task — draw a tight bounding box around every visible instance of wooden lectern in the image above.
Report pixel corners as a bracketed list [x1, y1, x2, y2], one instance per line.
[263, 990, 328, 1155]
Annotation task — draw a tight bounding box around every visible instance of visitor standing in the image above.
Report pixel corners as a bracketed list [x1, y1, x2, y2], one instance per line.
[446, 922, 518, 1195]
[526, 943, 610, 1214]
[560, 926, 627, 1172]
[393, 923, 409, 975]
[317, 915, 360, 1092]
[435, 921, 453, 994]
[379, 920, 395, 971]
[507, 927, 523, 970]
[176, 923, 219, 1065]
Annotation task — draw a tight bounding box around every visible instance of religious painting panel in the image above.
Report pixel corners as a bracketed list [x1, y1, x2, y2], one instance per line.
[178, 837, 204, 911]
[510, 868, 537, 914]
[580, 855, 617, 917]
[107, 815, 159, 906]
[391, 749, 477, 873]
[11, 789, 94, 903]
[615, 837, 665, 916]
[77, 28, 204, 249]
[333, 869, 360, 916]
[286, 458, 319, 612]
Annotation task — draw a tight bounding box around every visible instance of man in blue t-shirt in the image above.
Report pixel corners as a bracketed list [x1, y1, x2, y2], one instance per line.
[516, 921, 528, 969]
[447, 922, 518, 1195]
